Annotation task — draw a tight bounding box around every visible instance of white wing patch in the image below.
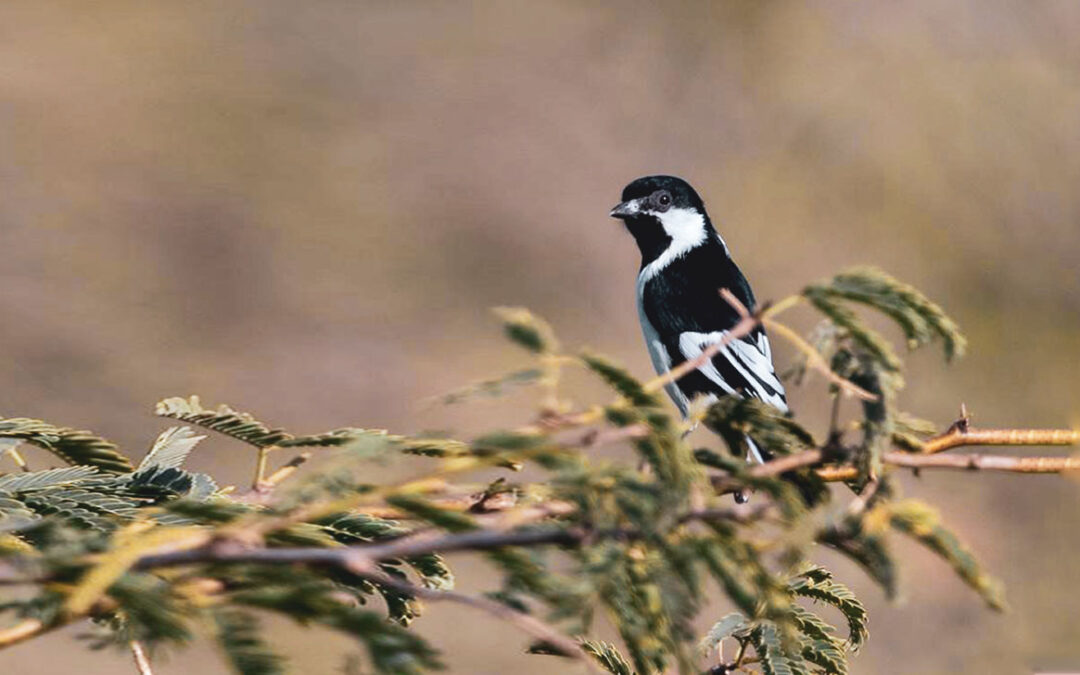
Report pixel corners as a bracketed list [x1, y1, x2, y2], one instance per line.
[678, 330, 789, 413]
[756, 331, 772, 362]
[677, 332, 739, 397]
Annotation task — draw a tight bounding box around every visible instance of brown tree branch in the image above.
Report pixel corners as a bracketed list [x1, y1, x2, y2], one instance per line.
[920, 427, 1080, 455]
[133, 502, 769, 573]
[751, 449, 825, 476]
[707, 420, 1080, 487]
[353, 420, 1080, 515]
[818, 451, 1080, 482]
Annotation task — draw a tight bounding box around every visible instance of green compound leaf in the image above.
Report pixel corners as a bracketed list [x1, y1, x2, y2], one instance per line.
[0, 418, 133, 473]
[698, 612, 749, 655]
[814, 267, 966, 361]
[139, 426, 206, 471]
[581, 639, 636, 675]
[882, 499, 1007, 611]
[493, 307, 559, 354]
[212, 609, 286, 675]
[155, 397, 385, 451]
[788, 574, 868, 650]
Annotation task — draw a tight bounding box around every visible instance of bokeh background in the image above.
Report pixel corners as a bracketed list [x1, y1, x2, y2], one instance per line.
[2, 1, 1079, 673]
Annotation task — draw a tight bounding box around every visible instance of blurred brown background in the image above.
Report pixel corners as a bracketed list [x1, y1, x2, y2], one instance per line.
[2, 1, 1079, 673]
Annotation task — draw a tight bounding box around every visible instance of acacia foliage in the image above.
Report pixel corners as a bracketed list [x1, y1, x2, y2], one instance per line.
[0, 268, 1008, 674]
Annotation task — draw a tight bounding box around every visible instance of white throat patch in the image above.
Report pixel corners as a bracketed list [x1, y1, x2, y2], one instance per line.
[639, 207, 709, 282]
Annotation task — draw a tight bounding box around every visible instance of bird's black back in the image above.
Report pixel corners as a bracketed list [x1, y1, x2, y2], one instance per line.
[639, 235, 784, 406]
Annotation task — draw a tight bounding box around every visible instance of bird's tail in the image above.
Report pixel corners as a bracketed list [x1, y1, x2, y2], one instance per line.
[734, 435, 765, 504]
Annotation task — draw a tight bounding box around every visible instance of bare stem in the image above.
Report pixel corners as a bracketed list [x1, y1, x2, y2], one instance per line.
[762, 317, 876, 401]
[252, 446, 274, 490]
[4, 446, 30, 472]
[130, 640, 154, 675]
[0, 619, 46, 649]
[710, 419, 1080, 488]
[921, 427, 1080, 455]
[264, 452, 312, 487]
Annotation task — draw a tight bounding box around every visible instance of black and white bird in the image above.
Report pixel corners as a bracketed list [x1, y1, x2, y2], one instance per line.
[610, 175, 787, 487]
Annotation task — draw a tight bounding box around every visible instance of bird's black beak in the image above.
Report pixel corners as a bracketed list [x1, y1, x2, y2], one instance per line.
[609, 198, 641, 220]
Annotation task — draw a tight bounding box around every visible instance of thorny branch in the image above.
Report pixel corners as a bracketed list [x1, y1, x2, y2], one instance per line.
[921, 424, 1080, 455]
[314, 417, 1080, 518]
[708, 418, 1080, 487]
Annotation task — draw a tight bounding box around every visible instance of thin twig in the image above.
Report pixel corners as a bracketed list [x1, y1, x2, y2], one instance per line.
[358, 567, 595, 669]
[133, 504, 770, 574]
[815, 451, 1080, 482]
[577, 423, 649, 448]
[888, 452, 1080, 473]
[750, 449, 825, 477]
[708, 424, 1080, 488]
[130, 640, 154, 675]
[722, 290, 874, 402]
[846, 479, 881, 517]
[0, 619, 46, 649]
[3, 446, 30, 473]
[134, 527, 585, 571]
[761, 318, 876, 401]
[251, 445, 277, 490]
[0, 595, 121, 649]
[709, 449, 826, 493]
[264, 452, 313, 486]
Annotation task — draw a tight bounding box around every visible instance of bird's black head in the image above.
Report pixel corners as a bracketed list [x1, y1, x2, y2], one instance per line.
[609, 175, 716, 266]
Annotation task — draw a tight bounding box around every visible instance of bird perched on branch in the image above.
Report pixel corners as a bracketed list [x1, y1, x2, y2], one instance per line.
[610, 175, 787, 501]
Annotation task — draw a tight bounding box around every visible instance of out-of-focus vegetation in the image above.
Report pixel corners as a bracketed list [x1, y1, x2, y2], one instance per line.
[0, 2, 1078, 673]
[0, 268, 1054, 674]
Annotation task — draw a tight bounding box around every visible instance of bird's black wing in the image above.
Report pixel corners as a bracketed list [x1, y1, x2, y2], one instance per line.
[640, 241, 788, 414]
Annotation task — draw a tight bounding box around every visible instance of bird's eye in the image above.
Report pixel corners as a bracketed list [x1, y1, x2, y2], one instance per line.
[654, 191, 672, 209]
